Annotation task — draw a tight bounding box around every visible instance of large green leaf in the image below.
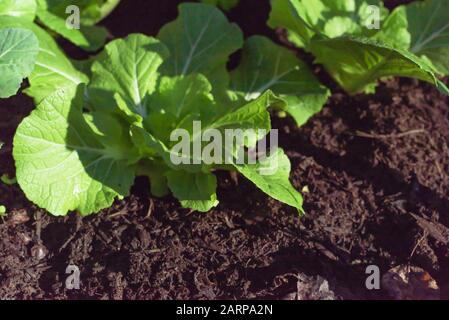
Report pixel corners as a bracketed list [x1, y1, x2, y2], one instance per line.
[0, 16, 87, 102]
[36, 0, 109, 52]
[268, 0, 323, 48]
[268, 0, 387, 48]
[89, 34, 169, 117]
[309, 36, 449, 94]
[157, 3, 243, 92]
[13, 86, 135, 216]
[234, 148, 303, 213]
[166, 170, 219, 212]
[0, 0, 37, 21]
[396, 0, 449, 75]
[0, 27, 38, 98]
[230, 36, 329, 126]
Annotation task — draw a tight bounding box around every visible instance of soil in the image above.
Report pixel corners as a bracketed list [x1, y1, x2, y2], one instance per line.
[1, 0, 448, 300]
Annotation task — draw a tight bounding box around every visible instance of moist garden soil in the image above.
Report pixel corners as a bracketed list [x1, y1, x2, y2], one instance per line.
[0, 0, 448, 300]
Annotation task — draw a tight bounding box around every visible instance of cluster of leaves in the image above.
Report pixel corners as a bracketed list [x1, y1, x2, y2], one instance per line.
[268, 0, 449, 95]
[6, 1, 447, 218]
[13, 4, 306, 216]
[0, 0, 119, 99]
[0, 27, 38, 98]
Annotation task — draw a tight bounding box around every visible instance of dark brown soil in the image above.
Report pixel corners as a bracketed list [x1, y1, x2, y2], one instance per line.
[1, 0, 448, 300]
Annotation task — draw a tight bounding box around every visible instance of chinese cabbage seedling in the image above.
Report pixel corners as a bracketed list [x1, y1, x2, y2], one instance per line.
[378, 0, 449, 76]
[158, 3, 329, 127]
[268, 0, 449, 95]
[14, 34, 304, 216]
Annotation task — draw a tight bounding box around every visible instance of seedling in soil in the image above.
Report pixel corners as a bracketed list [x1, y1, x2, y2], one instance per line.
[0, 28, 38, 98]
[12, 3, 336, 216]
[13, 33, 304, 216]
[268, 0, 449, 95]
[158, 3, 330, 127]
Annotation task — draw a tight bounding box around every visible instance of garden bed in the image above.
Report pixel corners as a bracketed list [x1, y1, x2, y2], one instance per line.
[0, 0, 448, 300]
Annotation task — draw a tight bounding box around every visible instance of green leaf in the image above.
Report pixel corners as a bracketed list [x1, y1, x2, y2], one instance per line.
[208, 91, 274, 137]
[89, 34, 169, 118]
[166, 170, 219, 212]
[234, 148, 304, 213]
[157, 3, 243, 92]
[36, 0, 108, 52]
[199, 0, 239, 11]
[0, 0, 37, 21]
[130, 125, 179, 169]
[78, 0, 120, 26]
[0, 16, 88, 102]
[137, 159, 170, 197]
[268, 0, 320, 48]
[0, 28, 38, 98]
[230, 36, 329, 126]
[145, 74, 215, 144]
[309, 36, 448, 94]
[13, 86, 135, 216]
[400, 0, 449, 75]
[373, 6, 410, 50]
[268, 0, 387, 48]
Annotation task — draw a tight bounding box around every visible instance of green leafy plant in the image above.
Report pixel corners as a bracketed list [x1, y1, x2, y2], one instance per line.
[157, 3, 329, 126]
[0, 0, 119, 103]
[36, 0, 120, 52]
[268, 0, 449, 95]
[13, 31, 304, 216]
[378, 0, 449, 76]
[0, 27, 39, 98]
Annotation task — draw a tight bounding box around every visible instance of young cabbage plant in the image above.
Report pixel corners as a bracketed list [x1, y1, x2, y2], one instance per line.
[268, 0, 449, 95]
[158, 3, 329, 127]
[0, 27, 38, 98]
[377, 0, 449, 76]
[13, 34, 304, 216]
[0, 0, 89, 103]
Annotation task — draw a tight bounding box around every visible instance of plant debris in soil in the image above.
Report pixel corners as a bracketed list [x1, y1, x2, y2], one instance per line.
[0, 0, 448, 300]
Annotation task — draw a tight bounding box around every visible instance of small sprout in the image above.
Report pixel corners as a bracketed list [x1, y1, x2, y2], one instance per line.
[1, 174, 17, 185]
[0, 205, 6, 217]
